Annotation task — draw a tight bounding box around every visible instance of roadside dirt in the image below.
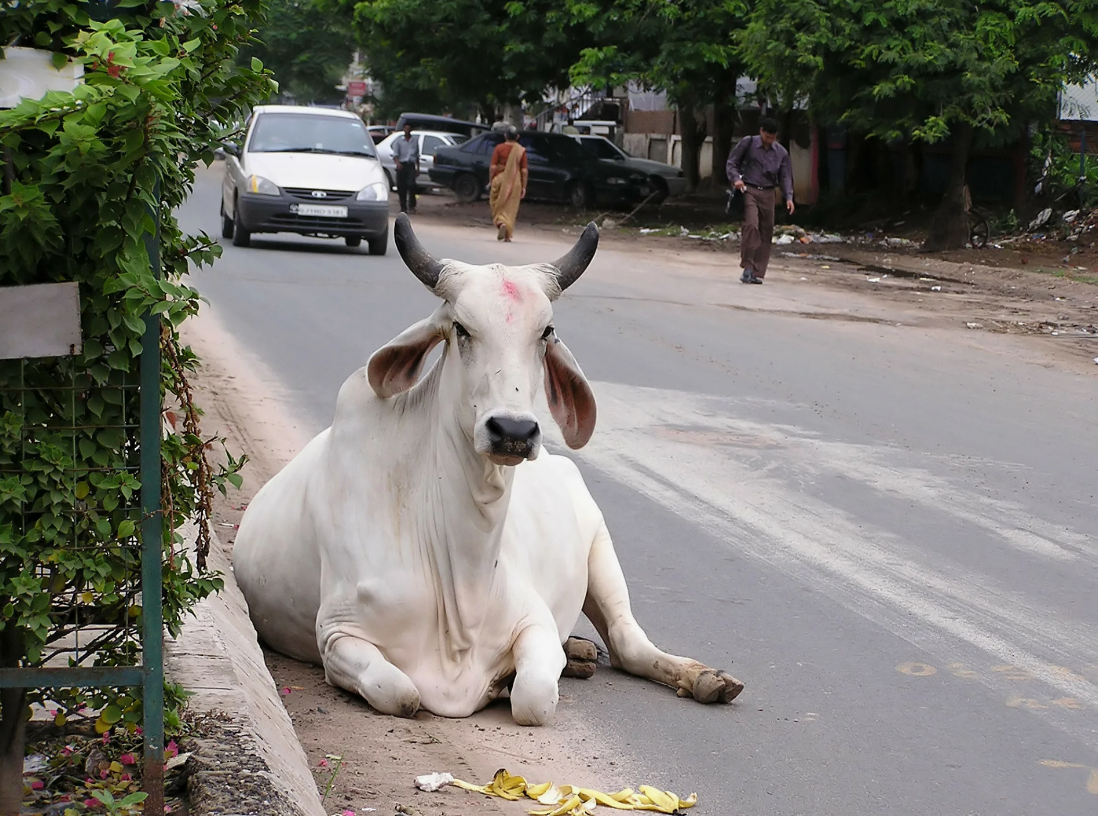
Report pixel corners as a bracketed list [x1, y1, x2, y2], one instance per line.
[181, 312, 639, 816]
[407, 190, 1098, 367]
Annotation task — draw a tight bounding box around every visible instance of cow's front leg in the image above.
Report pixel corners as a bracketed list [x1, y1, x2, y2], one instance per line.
[510, 624, 566, 726]
[583, 523, 744, 704]
[320, 631, 421, 718]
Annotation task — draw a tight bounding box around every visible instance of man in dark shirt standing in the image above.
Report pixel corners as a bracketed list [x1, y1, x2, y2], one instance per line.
[725, 118, 795, 284]
[392, 123, 420, 214]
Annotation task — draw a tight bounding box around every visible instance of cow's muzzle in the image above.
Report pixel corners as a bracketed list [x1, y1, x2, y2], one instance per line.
[483, 415, 541, 464]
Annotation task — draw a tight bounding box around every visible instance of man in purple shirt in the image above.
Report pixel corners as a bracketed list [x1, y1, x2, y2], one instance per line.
[726, 118, 795, 284]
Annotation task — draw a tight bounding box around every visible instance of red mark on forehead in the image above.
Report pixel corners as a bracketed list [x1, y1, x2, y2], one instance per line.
[501, 278, 523, 302]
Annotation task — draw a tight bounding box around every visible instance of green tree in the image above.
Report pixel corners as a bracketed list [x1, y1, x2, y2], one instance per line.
[335, 0, 591, 122]
[741, 0, 1098, 248]
[241, 0, 356, 105]
[567, 0, 746, 191]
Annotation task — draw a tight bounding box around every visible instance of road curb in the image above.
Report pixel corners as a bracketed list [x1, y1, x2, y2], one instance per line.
[166, 524, 325, 816]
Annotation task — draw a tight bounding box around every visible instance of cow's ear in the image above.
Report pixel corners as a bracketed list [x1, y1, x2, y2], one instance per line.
[544, 337, 596, 449]
[368, 317, 444, 398]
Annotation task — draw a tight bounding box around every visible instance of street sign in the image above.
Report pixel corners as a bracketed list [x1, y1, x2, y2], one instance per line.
[1059, 77, 1098, 121]
[347, 81, 367, 97]
[0, 282, 82, 359]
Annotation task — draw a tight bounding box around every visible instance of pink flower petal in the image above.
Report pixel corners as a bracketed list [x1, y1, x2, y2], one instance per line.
[84, 800, 99, 809]
[318, 759, 329, 768]
[342, 810, 355, 816]
[121, 773, 132, 782]
[30, 780, 45, 790]
[119, 753, 135, 765]
[281, 687, 291, 695]
[100, 769, 110, 779]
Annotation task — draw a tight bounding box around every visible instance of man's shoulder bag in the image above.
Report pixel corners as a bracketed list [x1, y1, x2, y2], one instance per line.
[726, 186, 744, 219]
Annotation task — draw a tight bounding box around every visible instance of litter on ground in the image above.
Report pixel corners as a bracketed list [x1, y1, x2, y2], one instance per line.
[414, 768, 697, 815]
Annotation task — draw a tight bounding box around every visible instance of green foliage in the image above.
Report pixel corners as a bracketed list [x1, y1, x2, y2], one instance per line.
[1032, 129, 1098, 208]
[335, 0, 590, 119]
[566, 0, 745, 110]
[740, 0, 1098, 145]
[0, 0, 271, 723]
[89, 788, 148, 816]
[240, 0, 356, 105]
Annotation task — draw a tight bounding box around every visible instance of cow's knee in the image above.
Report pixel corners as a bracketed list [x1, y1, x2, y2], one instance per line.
[511, 626, 565, 726]
[353, 659, 422, 717]
[320, 633, 421, 718]
[511, 670, 559, 726]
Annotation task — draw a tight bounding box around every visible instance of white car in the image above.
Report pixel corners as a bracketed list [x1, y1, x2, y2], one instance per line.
[375, 130, 467, 191]
[220, 105, 390, 253]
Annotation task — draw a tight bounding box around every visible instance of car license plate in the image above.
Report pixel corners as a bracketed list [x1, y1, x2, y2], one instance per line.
[291, 203, 348, 218]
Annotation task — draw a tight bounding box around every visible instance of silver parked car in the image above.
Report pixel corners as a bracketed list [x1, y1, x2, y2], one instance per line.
[375, 130, 468, 191]
[220, 105, 390, 253]
[570, 134, 687, 202]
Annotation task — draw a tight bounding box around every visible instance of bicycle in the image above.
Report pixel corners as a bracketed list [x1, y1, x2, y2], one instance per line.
[963, 185, 990, 248]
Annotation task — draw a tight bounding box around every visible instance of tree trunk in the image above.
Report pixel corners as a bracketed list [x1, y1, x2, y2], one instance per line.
[711, 93, 737, 185]
[679, 103, 705, 193]
[846, 131, 867, 193]
[0, 628, 27, 816]
[924, 122, 975, 251]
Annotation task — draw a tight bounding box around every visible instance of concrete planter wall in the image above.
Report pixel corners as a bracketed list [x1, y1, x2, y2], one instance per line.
[0, 46, 84, 109]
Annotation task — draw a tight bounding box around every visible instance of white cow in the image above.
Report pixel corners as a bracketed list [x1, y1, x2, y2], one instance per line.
[233, 216, 744, 725]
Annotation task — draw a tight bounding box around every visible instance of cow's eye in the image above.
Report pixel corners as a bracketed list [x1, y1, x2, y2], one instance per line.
[453, 321, 470, 339]
[541, 325, 554, 340]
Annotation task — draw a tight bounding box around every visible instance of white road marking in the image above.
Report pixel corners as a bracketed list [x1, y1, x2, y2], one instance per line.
[541, 381, 1098, 742]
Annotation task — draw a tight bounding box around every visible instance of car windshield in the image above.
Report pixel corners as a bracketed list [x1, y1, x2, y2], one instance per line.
[583, 138, 624, 160]
[249, 113, 378, 157]
[546, 136, 591, 162]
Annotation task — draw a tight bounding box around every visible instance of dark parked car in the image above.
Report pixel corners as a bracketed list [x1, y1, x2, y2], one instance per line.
[395, 112, 490, 140]
[429, 131, 652, 208]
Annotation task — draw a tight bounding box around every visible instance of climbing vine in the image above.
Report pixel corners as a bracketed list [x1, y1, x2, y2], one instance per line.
[0, 0, 273, 805]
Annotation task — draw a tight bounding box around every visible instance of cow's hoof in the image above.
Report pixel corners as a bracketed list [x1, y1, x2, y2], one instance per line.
[564, 636, 598, 662]
[561, 637, 597, 679]
[691, 670, 744, 704]
[562, 658, 596, 679]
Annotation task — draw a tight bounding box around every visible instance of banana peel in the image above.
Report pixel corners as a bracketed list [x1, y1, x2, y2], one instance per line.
[448, 768, 696, 815]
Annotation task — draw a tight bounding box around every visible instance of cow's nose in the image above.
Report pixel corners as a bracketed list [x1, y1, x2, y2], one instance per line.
[485, 416, 541, 456]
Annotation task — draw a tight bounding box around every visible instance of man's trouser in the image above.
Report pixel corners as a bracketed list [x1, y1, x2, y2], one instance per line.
[740, 185, 778, 278]
[396, 164, 417, 212]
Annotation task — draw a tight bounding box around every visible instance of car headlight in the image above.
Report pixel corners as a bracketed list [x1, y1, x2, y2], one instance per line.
[247, 175, 280, 196]
[356, 182, 389, 201]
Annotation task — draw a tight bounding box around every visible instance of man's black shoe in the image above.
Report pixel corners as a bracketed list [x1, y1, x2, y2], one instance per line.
[740, 271, 754, 283]
[750, 276, 763, 284]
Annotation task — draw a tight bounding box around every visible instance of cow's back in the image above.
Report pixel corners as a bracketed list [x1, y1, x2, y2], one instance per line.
[233, 430, 328, 663]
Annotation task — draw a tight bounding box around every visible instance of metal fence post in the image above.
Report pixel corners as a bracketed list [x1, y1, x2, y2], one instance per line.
[140, 189, 165, 813]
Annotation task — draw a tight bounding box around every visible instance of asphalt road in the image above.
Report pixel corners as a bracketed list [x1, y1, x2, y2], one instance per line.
[181, 164, 1098, 816]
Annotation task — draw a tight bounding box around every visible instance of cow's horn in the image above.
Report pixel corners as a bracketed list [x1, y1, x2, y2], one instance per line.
[551, 221, 599, 291]
[394, 213, 445, 290]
